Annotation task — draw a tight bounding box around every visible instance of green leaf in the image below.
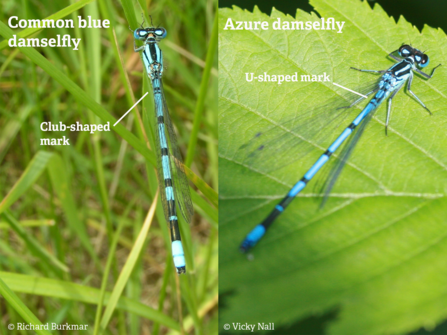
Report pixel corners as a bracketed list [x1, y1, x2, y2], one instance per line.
[219, 1, 447, 334]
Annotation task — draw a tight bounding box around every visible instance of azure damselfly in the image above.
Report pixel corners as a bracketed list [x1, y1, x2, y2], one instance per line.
[240, 44, 441, 253]
[134, 19, 193, 274]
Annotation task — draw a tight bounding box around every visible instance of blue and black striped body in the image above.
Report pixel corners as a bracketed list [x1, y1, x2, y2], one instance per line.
[134, 25, 187, 274]
[240, 45, 438, 252]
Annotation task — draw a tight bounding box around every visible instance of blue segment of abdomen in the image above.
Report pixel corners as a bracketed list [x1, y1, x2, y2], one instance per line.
[165, 186, 174, 201]
[159, 124, 168, 149]
[304, 154, 330, 179]
[352, 103, 375, 126]
[162, 155, 171, 179]
[153, 86, 163, 117]
[328, 129, 352, 153]
[288, 180, 306, 197]
[171, 240, 185, 268]
[245, 225, 266, 244]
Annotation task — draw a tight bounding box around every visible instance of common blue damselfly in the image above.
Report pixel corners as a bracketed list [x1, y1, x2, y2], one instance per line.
[134, 19, 194, 273]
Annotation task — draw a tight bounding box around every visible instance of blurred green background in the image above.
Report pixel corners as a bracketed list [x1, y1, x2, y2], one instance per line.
[0, 0, 217, 334]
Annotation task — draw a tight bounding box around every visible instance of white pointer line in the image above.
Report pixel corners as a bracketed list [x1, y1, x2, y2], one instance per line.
[333, 82, 368, 99]
[113, 92, 149, 126]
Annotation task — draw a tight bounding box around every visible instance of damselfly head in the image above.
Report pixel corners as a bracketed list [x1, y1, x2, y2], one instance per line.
[398, 45, 429, 68]
[134, 27, 167, 41]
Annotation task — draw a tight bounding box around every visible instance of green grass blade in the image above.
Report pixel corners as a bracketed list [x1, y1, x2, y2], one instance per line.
[0, 276, 52, 335]
[0, 150, 98, 267]
[92, 196, 137, 335]
[0, 271, 180, 330]
[185, 166, 218, 208]
[0, 219, 54, 229]
[0, 151, 52, 214]
[99, 192, 159, 332]
[190, 191, 218, 227]
[185, 13, 218, 167]
[0, 105, 33, 164]
[2, 211, 68, 272]
[47, 153, 101, 267]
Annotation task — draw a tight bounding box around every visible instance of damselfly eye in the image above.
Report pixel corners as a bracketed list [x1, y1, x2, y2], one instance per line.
[134, 28, 147, 40]
[419, 54, 429, 68]
[154, 28, 167, 39]
[398, 45, 412, 57]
